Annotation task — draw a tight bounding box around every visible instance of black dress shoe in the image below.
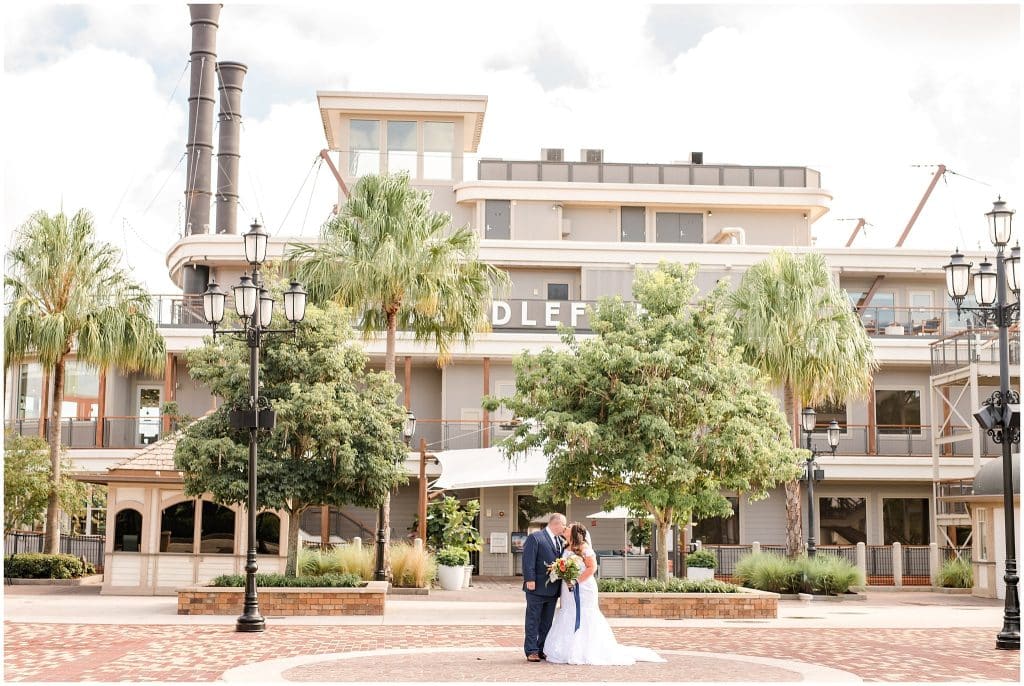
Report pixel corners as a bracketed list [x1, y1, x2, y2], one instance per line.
[538, 652, 547, 660]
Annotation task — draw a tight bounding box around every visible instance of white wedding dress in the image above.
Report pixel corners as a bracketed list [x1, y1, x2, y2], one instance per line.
[542, 544, 665, 665]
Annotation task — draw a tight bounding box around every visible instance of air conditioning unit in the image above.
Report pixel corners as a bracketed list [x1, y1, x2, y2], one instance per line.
[690, 151, 704, 165]
[581, 148, 604, 163]
[541, 148, 564, 162]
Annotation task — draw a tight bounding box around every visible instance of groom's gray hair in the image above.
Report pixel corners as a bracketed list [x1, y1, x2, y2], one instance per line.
[549, 513, 567, 525]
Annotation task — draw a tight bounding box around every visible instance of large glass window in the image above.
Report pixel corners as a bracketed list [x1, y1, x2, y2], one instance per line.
[16, 362, 43, 419]
[256, 512, 281, 555]
[812, 399, 848, 431]
[875, 390, 921, 434]
[819, 497, 866, 545]
[387, 121, 417, 176]
[848, 290, 896, 330]
[485, 200, 511, 240]
[423, 121, 455, 179]
[691, 497, 739, 544]
[883, 498, 929, 544]
[517, 494, 565, 534]
[349, 119, 380, 176]
[655, 212, 703, 243]
[160, 501, 195, 553]
[114, 508, 142, 552]
[200, 502, 235, 554]
[620, 207, 646, 242]
[62, 360, 99, 419]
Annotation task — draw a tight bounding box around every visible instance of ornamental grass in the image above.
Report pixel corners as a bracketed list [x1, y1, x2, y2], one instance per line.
[389, 542, 436, 588]
[298, 544, 374, 580]
[936, 557, 973, 588]
[734, 551, 862, 595]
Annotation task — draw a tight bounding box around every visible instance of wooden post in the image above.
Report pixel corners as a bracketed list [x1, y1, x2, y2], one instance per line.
[162, 353, 175, 433]
[418, 437, 428, 543]
[95, 367, 107, 447]
[482, 357, 491, 449]
[321, 506, 330, 549]
[867, 380, 877, 455]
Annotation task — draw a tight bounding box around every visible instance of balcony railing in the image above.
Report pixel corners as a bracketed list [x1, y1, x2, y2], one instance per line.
[4, 416, 176, 450]
[930, 327, 1021, 373]
[853, 306, 978, 338]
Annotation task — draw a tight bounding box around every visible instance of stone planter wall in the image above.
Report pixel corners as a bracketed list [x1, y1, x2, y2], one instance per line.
[176, 581, 388, 616]
[599, 587, 777, 619]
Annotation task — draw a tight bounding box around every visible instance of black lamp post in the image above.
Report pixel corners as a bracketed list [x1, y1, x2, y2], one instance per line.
[800, 407, 841, 558]
[201, 222, 307, 633]
[943, 197, 1020, 651]
[375, 409, 416, 582]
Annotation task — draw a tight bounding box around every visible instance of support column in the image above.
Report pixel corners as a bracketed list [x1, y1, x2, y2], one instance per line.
[404, 356, 412, 408]
[418, 437, 428, 543]
[482, 357, 491, 449]
[95, 368, 107, 447]
[163, 353, 175, 433]
[856, 542, 867, 583]
[320, 506, 330, 548]
[892, 541, 903, 588]
[867, 380, 877, 455]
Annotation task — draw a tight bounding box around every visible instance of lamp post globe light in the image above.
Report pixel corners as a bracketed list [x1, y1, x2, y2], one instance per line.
[800, 407, 840, 558]
[200, 221, 307, 633]
[376, 409, 416, 582]
[942, 197, 1020, 651]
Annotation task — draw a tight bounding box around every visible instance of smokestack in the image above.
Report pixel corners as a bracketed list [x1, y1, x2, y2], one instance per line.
[184, 4, 221, 238]
[215, 61, 247, 235]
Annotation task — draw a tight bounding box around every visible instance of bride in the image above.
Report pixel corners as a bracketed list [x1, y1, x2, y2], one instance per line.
[542, 522, 665, 665]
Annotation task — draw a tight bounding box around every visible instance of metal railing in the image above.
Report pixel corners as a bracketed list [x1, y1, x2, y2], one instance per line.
[902, 545, 931, 585]
[853, 306, 974, 338]
[3, 531, 105, 568]
[940, 546, 972, 563]
[936, 480, 973, 516]
[930, 327, 1021, 373]
[4, 417, 176, 450]
[700, 544, 752, 582]
[865, 545, 894, 585]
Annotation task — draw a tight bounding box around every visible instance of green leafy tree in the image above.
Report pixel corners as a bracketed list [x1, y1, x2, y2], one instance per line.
[174, 295, 408, 576]
[728, 250, 876, 557]
[4, 433, 86, 533]
[495, 262, 802, 579]
[290, 173, 509, 575]
[5, 209, 165, 552]
[413, 496, 482, 552]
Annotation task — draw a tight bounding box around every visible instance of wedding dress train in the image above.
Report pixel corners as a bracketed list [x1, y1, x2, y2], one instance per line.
[542, 546, 666, 666]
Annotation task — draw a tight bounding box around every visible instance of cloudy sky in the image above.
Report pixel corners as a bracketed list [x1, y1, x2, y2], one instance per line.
[4, 2, 1021, 292]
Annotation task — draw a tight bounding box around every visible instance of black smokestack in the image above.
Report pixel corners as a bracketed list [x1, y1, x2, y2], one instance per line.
[215, 61, 247, 235]
[184, 4, 221, 238]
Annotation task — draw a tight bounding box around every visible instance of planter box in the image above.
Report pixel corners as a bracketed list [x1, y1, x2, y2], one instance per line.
[388, 586, 429, 596]
[599, 587, 777, 619]
[686, 567, 715, 581]
[936, 586, 972, 594]
[4, 574, 103, 586]
[778, 591, 866, 601]
[176, 581, 388, 616]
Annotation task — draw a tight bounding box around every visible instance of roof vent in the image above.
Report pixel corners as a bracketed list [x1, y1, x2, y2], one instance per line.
[581, 148, 604, 163]
[691, 151, 704, 165]
[541, 148, 564, 162]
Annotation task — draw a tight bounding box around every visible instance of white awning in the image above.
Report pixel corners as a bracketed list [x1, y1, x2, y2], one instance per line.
[586, 506, 651, 520]
[433, 446, 549, 490]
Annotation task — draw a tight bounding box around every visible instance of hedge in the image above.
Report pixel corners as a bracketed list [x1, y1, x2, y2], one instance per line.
[3, 553, 95, 579]
[208, 572, 363, 588]
[597, 577, 739, 593]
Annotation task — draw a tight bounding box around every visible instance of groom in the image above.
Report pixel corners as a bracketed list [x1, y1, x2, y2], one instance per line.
[521, 512, 566, 662]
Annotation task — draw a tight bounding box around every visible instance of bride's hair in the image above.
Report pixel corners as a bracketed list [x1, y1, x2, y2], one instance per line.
[567, 522, 589, 553]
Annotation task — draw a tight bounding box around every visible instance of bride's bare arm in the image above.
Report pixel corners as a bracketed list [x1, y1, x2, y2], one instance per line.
[576, 551, 597, 584]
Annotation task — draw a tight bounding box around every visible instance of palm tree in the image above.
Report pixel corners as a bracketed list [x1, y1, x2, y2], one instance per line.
[728, 250, 876, 557]
[289, 173, 509, 575]
[5, 209, 165, 553]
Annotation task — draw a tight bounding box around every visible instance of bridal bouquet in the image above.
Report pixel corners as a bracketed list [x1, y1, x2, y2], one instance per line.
[547, 554, 584, 586]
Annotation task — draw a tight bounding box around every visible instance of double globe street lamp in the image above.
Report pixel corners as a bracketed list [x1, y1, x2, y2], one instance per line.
[200, 222, 307, 633]
[943, 198, 1020, 651]
[800, 408, 841, 558]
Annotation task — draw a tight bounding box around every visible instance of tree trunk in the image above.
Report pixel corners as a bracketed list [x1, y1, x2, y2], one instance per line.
[44, 357, 66, 554]
[656, 518, 671, 581]
[783, 384, 804, 558]
[285, 502, 306, 577]
[381, 307, 399, 579]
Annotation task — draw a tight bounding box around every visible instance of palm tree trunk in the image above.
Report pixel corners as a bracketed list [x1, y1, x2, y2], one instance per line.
[44, 357, 66, 554]
[285, 502, 306, 577]
[381, 307, 399, 579]
[783, 384, 804, 558]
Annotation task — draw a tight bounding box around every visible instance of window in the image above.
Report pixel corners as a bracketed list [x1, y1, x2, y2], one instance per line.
[517, 495, 565, 533]
[71, 485, 107, 536]
[812, 399, 847, 431]
[16, 362, 43, 419]
[160, 501, 196, 553]
[423, 121, 455, 179]
[200, 502, 235, 554]
[977, 509, 989, 560]
[875, 390, 921, 435]
[819, 497, 866, 545]
[547, 283, 570, 301]
[485, 200, 511, 240]
[620, 207, 645, 242]
[655, 212, 703, 243]
[883, 498, 929, 544]
[691, 497, 739, 544]
[349, 119, 380, 176]
[387, 121, 416, 176]
[62, 360, 99, 419]
[256, 512, 281, 555]
[114, 508, 142, 552]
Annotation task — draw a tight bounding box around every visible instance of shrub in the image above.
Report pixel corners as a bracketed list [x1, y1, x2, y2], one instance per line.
[209, 572, 362, 587]
[936, 557, 973, 588]
[390, 542, 436, 588]
[297, 544, 374, 580]
[687, 549, 718, 569]
[436, 546, 469, 567]
[597, 577, 739, 593]
[735, 552, 862, 595]
[3, 553, 94, 579]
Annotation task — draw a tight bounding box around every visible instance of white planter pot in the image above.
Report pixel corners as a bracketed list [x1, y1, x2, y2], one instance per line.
[463, 564, 474, 588]
[686, 567, 715, 581]
[438, 565, 464, 591]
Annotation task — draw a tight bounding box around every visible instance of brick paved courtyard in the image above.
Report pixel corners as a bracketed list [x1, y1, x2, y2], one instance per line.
[3, 622, 1020, 682]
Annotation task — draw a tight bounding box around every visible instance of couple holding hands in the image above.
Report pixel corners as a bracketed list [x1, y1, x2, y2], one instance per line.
[521, 513, 664, 666]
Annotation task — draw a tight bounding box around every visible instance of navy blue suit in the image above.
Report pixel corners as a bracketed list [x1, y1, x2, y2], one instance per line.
[522, 528, 563, 656]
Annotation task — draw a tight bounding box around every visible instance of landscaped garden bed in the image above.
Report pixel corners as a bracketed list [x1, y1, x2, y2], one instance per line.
[3, 553, 97, 584]
[596, 578, 778, 619]
[177, 573, 388, 616]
